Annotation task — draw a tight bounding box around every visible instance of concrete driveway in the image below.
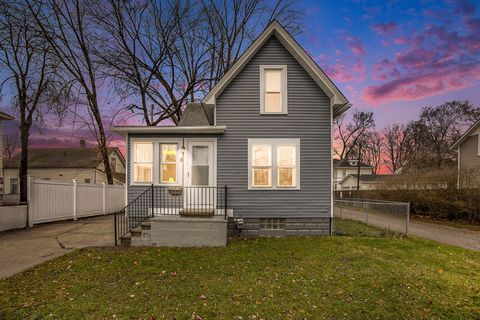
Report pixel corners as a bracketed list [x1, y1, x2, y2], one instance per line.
[0, 215, 113, 279]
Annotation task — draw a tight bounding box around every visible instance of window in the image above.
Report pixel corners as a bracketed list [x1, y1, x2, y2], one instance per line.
[84, 178, 91, 184]
[252, 144, 272, 187]
[260, 65, 287, 114]
[260, 218, 285, 230]
[133, 142, 153, 183]
[249, 139, 300, 189]
[160, 144, 177, 184]
[111, 157, 117, 172]
[10, 178, 18, 195]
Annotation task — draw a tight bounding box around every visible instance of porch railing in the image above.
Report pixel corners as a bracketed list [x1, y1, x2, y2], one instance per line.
[114, 185, 228, 245]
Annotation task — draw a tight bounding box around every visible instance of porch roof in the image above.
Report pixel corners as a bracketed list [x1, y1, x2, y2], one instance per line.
[110, 125, 226, 136]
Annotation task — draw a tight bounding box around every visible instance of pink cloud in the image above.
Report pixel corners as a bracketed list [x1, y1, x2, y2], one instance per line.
[343, 35, 366, 57]
[363, 63, 480, 104]
[323, 63, 356, 82]
[371, 22, 398, 35]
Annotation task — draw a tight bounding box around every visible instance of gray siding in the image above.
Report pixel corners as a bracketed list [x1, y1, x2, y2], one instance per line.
[216, 35, 332, 218]
[460, 135, 480, 170]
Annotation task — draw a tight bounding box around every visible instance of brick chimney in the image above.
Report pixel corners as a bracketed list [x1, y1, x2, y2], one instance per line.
[79, 139, 86, 148]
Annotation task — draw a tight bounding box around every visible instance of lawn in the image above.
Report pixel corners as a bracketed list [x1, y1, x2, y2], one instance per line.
[1, 236, 480, 319]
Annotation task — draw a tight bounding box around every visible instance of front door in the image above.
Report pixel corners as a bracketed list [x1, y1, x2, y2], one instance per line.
[184, 140, 215, 210]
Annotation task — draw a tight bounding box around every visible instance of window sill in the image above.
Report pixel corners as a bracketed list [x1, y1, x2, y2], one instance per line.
[248, 187, 300, 190]
[259, 112, 288, 115]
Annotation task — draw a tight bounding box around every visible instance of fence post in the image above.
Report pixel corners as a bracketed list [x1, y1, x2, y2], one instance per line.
[73, 179, 78, 220]
[26, 176, 34, 227]
[102, 182, 106, 215]
[406, 202, 410, 236]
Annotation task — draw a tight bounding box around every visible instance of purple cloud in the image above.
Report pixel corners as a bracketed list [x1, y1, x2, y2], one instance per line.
[371, 22, 398, 35]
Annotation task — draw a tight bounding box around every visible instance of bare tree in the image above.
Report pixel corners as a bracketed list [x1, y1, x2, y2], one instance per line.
[92, 0, 302, 126]
[334, 110, 375, 160]
[359, 131, 382, 174]
[406, 100, 479, 170]
[3, 133, 18, 159]
[28, 0, 114, 184]
[0, 1, 63, 202]
[382, 124, 410, 173]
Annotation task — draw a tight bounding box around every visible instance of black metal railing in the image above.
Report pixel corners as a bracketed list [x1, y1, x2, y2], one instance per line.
[114, 185, 228, 245]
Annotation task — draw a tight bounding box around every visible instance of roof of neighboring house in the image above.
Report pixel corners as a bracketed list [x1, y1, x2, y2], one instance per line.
[0, 111, 14, 120]
[178, 103, 215, 126]
[333, 158, 373, 169]
[451, 118, 480, 149]
[202, 20, 350, 118]
[4, 147, 124, 169]
[112, 172, 126, 184]
[339, 174, 392, 184]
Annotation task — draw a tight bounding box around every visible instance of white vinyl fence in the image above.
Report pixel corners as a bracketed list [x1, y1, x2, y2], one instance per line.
[27, 176, 125, 226]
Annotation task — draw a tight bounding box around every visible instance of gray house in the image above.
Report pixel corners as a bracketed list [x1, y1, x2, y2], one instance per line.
[451, 118, 480, 188]
[112, 21, 349, 246]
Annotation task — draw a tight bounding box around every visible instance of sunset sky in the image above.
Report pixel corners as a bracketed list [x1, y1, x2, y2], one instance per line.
[1, 0, 480, 154]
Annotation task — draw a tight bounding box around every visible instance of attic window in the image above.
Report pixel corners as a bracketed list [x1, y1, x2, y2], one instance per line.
[260, 65, 287, 114]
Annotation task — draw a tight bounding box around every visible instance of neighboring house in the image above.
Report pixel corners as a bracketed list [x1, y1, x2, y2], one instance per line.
[337, 174, 391, 191]
[4, 140, 125, 196]
[451, 119, 480, 188]
[0, 111, 15, 204]
[111, 21, 349, 245]
[333, 158, 373, 190]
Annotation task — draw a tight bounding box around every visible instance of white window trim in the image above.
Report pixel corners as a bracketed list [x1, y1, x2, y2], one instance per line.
[260, 65, 288, 114]
[130, 138, 182, 186]
[132, 141, 154, 184]
[248, 138, 300, 190]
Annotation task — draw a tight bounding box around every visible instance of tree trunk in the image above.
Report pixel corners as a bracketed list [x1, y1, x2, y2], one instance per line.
[19, 125, 29, 203]
[99, 135, 113, 185]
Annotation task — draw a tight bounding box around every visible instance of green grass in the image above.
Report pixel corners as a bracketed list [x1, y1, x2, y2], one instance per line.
[1, 237, 480, 320]
[334, 218, 401, 237]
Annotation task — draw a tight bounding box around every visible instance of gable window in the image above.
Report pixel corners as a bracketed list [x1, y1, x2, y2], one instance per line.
[10, 178, 18, 195]
[133, 142, 153, 183]
[248, 139, 300, 189]
[111, 157, 117, 172]
[260, 65, 287, 114]
[160, 144, 177, 183]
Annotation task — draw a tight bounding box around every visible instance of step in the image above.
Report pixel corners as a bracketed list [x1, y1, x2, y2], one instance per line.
[141, 222, 151, 230]
[179, 208, 215, 217]
[120, 235, 131, 246]
[130, 227, 142, 237]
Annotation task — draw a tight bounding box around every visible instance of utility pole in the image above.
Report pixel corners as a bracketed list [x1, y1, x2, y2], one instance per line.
[356, 143, 362, 191]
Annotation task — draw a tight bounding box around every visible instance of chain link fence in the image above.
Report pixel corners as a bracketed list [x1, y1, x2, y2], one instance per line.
[333, 199, 410, 237]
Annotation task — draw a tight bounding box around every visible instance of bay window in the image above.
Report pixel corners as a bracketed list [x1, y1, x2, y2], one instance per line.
[260, 65, 287, 114]
[133, 142, 153, 183]
[249, 139, 300, 189]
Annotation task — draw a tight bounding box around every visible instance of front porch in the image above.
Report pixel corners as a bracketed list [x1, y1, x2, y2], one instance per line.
[114, 185, 229, 247]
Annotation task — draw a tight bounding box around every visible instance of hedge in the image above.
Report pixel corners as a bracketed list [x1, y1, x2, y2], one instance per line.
[335, 188, 480, 222]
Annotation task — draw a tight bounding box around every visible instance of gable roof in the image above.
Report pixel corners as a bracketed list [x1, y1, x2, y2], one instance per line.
[202, 21, 350, 118]
[178, 103, 215, 126]
[4, 147, 124, 169]
[0, 111, 14, 120]
[333, 158, 373, 169]
[451, 118, 480, 150]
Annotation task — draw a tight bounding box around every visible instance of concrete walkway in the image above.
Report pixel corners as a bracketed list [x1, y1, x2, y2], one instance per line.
[0, 215, 113, 279]
[336, 207, 480, 251]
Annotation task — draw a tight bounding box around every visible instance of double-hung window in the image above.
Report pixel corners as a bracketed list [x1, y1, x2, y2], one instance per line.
[249, 139, 300, 189]
[260, 65, 287, 114]
[133, 142, 153, 183]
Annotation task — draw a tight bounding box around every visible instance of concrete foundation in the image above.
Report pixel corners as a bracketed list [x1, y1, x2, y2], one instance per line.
[143, 215, 227, 247]
[228, 217, 332, 236]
